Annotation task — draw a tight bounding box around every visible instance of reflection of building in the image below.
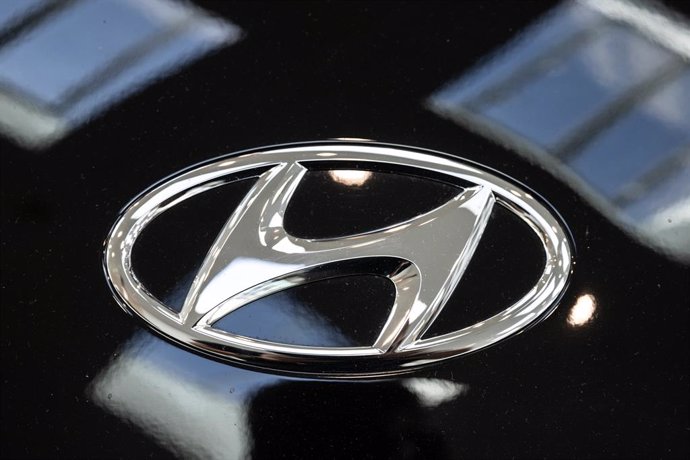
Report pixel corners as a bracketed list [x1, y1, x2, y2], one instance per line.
[0, 0, 241, 149]
[429, 0, 690, 261]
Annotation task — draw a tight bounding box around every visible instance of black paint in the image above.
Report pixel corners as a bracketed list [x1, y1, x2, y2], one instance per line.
[1, 2, 688, 459]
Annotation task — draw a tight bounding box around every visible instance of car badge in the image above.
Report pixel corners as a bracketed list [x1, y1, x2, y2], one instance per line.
[104, 143, 572, 376]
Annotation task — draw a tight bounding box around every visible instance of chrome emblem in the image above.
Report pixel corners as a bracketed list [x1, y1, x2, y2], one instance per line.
[105, 144, 572, 376]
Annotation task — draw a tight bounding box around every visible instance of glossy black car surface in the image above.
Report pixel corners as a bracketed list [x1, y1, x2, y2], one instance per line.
[1, 1, 689, 458]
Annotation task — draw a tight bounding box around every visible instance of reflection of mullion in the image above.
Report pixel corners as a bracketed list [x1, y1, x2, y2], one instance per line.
[465, 24, 605, 111]
[553, 59, 688, 161]
[613, 145, 690, 208]
[51, 18, 196, 115]
[0, 78, 55, 114]
[0, 0, 79, 48]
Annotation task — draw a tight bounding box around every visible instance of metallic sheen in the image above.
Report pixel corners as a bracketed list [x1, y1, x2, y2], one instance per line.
[104, 143, 573, 376]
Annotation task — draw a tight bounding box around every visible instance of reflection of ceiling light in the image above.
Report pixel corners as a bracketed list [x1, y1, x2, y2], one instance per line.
[402, 378, 468, 407]
[568, 294, 596, 326]
[331, 137, 373, 142]
[328, 170, 372, 186]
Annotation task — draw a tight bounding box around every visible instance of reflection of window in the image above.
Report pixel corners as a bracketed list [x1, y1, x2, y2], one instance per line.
[90, 332, 269, 460]
[0, 0, 48, 31]
[429, 0, 690, 261]
[0, 0, 241, 149]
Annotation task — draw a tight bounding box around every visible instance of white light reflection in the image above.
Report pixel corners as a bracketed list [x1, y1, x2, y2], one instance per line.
[402, 378, 469, 408]
[193, 257, 301, 317]
[331, 137, 373, 141]
[567, 294, 597, 326]
[328, 170, 372, 186]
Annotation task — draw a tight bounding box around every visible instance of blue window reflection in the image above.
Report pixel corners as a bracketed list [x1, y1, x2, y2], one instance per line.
[429, 0, 690, 261]
[480, 26, 673, 149]
[570, 71, 690, 198]
[0, 1, 162, 105]
[0, 0, 241, 148]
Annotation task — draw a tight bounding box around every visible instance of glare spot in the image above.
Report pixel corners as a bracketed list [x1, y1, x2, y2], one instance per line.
[328, 170, 372, 186]
[402, 378, 468, 407]
[331, 137, 373, 141]
[568, 294, 596, 326]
